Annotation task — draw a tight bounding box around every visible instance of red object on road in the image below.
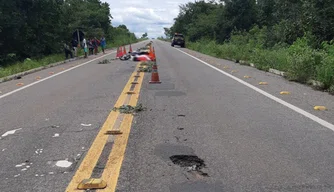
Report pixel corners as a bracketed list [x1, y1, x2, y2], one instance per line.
[149, 63, 161, 84]
[123, 46, 127, 55]
[116, 47, 123, 59]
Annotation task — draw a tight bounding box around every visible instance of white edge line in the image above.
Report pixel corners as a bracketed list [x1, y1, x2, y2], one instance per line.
[174, 48, 334, 131]
[0, 51, 116, 100]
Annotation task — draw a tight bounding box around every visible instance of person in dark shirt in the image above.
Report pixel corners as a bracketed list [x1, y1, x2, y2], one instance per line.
[71, 39, 78, 57]
[64, 43, 73, 59]
[93, 37, 100, 55]
[88, 39, 94, 55]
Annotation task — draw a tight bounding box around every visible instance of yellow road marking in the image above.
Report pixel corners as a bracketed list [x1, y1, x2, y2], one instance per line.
[97, 67, 144, 191]
[65, 66, 142, 192]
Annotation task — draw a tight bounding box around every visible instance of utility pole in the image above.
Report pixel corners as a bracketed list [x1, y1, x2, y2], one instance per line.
[77, 29, 80, 48]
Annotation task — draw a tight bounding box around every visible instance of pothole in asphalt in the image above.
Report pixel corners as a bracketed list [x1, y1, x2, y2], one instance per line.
[170, 155, 209, 177]
[170, 155, 205, 169]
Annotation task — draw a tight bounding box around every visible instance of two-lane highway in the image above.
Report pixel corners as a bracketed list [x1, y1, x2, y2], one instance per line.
[1, 39, 334, 192]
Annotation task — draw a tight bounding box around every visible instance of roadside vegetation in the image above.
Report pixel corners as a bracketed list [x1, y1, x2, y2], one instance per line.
[164, 0, 334, 94]
[0, 0, 140, 78]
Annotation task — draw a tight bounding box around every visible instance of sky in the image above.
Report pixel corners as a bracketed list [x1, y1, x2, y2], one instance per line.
[104, 0, 195, 38]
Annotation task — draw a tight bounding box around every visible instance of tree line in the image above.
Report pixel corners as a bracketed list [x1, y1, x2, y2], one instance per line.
[165, 0, 334, 92]
[0, 0, 137, 66]
[166, 0, 334, 46]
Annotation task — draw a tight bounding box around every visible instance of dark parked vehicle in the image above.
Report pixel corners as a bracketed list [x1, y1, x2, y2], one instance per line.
[171, 33, 185, 48]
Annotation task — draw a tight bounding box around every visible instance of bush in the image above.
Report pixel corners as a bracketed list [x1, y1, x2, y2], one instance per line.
[186, 28, 334, 92]
[285, 37, 323, 83]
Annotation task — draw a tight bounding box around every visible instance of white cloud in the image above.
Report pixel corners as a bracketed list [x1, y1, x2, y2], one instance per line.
[104, 0, 195, 38]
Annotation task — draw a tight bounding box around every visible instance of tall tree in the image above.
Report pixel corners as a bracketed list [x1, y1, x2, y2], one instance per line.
[164, 27, 172, 38]
[0, 0, 136, 65]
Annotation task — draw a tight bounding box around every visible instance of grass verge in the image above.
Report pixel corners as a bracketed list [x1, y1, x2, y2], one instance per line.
[186, 37, 334, 95]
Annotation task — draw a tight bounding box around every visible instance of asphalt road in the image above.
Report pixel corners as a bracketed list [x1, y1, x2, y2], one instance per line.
[1, 39, 334, 192]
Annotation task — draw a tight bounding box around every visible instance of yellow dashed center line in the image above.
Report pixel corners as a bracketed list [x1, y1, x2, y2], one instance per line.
[97, 66, 144, 191]
[65, 62, 144, 192]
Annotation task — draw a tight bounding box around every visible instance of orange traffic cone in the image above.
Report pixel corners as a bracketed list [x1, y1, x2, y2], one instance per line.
[149, 63, 161, 84]
[129, 44, 133, 52]
[116, 47, 123, 58]
[153, 47, 156, 60]
[115, 47, 119, 59]
[123, 46, 127, 55]
[148, 46, 156, 61]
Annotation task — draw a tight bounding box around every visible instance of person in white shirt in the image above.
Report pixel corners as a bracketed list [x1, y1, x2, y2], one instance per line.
[82, 38, 88, 58]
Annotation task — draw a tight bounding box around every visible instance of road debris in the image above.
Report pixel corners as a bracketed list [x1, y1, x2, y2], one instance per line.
[138, 61, 154, 72]
[314, 106, 327, 111]
[112, 103, 146, 114]
[35, 149, 43, 155]
[55, 160, 73, 168]
[280, 91, 291, 95]
[98, 59, 111, 64]
[81, 123, 92, 127]
[137, 67, 152, 72]
[15, 163, 26, 168]
[1, 128, 22, 138]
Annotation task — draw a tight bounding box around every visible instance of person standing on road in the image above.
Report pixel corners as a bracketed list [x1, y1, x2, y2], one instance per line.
[93, 37, 100, 55]
[64, 42, 73, 59]
[72, 39, 78, 57]
[100, 36, 106, 54]
[88, 38, 94, 55]
[82, 38, 88, 58]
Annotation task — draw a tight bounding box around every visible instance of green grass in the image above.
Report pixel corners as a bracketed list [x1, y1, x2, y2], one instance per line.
[186, 38, 334, 94]
[0, 38, 141, 79]
[0, 54, 64, 78]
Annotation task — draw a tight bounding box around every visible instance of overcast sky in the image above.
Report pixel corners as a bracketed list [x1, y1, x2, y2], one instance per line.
[104, 0, 194, 38]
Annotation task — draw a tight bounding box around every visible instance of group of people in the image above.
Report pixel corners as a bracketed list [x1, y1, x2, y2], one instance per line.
[82, 37, 106, 58]
[63, 36, 107, 59]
